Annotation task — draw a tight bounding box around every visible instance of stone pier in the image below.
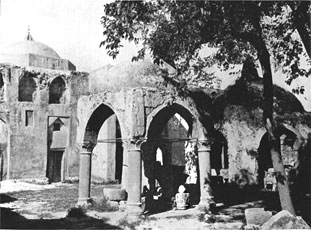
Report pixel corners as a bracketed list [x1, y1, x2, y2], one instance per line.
[126, 141, 143, 214]
[197, 140, 214, 210]
[77, 146, 93, 206]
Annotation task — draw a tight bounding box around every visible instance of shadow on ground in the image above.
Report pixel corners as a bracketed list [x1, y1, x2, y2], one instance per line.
[212, 183, 311, 226]
[0, 207, 121, 229]
[0, 194, 17, 203]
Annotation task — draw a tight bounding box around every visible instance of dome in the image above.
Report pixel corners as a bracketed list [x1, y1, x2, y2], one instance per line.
[89, 59, 176, 92]
[3, 40, 60, 59]
[2, 30, 60, 59]
[212, 79, 305, 122]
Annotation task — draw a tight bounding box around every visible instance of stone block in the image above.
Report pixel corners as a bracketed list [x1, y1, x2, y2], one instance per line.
[261, 210, 310, 230]
[215, 214, 234, 222]
[103, 187, 127, 201]
[107, 200, 119, 209]
[243, 224, 261, 230]
[245, 208, 272, 226]
[119, 201, 127, 212]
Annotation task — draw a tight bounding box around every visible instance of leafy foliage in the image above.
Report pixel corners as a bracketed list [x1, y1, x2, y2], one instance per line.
[100, 0, 310, 214]
[262, 3, 311, 92]
[101, 1, 310, 94]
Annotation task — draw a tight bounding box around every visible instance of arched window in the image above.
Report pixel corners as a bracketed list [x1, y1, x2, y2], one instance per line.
[49, 77, 66, 104]
[156, 148, 163, 165]
[18, 74, 36, 102]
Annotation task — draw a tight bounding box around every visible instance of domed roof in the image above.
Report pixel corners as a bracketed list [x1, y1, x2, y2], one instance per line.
[2, 30, 60, 59]
[89, 59, 176, 92]
[212, 79, 305, 122]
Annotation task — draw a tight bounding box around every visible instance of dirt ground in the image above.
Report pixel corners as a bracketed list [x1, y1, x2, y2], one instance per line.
[0, 180, 309, 229]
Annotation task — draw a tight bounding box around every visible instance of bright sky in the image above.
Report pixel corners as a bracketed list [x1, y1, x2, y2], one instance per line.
[0, 0, 310, 111]
[0, 0, 139, 72]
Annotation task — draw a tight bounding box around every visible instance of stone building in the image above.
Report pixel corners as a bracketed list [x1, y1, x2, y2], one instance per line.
[0, 31, 88, 182]
[76, 59, 311, 213]
[76, 60, 214, 210]
[1, 30, 310, 213]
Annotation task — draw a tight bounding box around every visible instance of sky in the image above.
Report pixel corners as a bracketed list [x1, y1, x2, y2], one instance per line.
[0, 0, 139, 72]
[0, 0, 310, 111]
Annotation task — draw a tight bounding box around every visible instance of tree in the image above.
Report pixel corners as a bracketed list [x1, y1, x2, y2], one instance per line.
[287, 1, 311, 58]
[100, 0, 310, 215]
[263, 1, 311, 94]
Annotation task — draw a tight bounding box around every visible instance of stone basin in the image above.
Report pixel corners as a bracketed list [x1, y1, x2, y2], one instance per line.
[103, 184, 127, 201]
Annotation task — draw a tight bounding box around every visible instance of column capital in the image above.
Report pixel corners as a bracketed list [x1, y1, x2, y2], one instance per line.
[197, 139, 213, 151]
[126, 137, 146, 151]
[76, 142, 96, 153]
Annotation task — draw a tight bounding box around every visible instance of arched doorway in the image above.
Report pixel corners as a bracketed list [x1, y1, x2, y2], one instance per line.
[258, 126, 298, 190]
[84, 104, 123, 184]
[143, 103, 199, 207]
[47, 117, 69, 183]
[18, 74, 36, 102]
[49, 77, 66, 104]
[211, 131, 229, 183]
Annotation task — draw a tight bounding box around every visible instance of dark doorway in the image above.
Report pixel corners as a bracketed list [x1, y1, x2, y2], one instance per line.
[47, 150, 63, 182]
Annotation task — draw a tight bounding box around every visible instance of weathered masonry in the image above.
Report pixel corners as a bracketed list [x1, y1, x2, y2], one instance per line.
[1, 30, 311, 214]
[76, 61, 216, 212]
[0, 31, 88, 182]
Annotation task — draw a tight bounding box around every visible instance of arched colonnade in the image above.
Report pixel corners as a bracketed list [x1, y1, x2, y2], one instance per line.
[76, 88, 214, 213]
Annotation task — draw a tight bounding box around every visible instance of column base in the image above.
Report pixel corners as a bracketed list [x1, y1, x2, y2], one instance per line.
[76, 198, 93, 208]
[197, 198, 215, 212]
[125, 202, 143, 215]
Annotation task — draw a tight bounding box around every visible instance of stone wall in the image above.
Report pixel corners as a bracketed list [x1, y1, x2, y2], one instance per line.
[0, 53, 75, 71]
[76, 85, 208, 193]
[0, 65, 88, 180]
[216, 104, 311, 183]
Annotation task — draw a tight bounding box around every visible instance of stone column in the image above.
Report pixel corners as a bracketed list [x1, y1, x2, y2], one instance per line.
[6, 110, 11, 180]
[126, 141, 143, 214]
[77, 145, 93, 207]
[197, 140, 214, 210]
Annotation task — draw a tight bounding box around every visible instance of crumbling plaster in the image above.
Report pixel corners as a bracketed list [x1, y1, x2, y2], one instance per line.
[77, 87, 208, 146]
[0, 64, 88, 180]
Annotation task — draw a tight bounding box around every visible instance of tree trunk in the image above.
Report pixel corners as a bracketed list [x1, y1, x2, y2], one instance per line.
[254, 36, 296, 215]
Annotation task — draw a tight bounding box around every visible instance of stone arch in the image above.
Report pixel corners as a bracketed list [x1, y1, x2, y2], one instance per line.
[143, 102, 205, 202]
[146, 101, 206, 138]
[211, 131, 228, 172]
[49, 76, 66, 104]
[83, 103, 123, 183]
[18, 73, 37, 102]
[257, 125, 298, 188]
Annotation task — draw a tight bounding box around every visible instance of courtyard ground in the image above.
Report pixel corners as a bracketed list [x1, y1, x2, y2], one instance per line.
[0, 180, 309, 229]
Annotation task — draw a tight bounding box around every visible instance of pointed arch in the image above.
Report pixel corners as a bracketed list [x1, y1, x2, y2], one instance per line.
[143, 103, 201, 200]
[147, 103, 194, 139]
[257, 125, 298, 188]
[49, 77, 66, 104]
[84, 103, 123, 183]
[211, 131, 228, 171]
[18, 74, 37, 102]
